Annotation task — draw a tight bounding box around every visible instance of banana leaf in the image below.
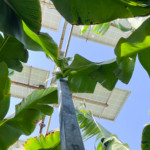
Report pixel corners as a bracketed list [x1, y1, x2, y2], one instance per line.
[51, 0, 150, 25]
[24, 131, 60, 150]
[0, 35, 28, 72]
[0, 62, 11, 121]
[0, 87, 58, 150]
[115, 17, 150, 84]
[61, 54, 118, 92]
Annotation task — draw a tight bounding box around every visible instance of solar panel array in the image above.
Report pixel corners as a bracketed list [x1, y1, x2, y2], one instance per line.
[72, 19, 132, 47]
[40, 0, 61, 32]
[10, 65, 50, 99]
[73, 83, 130, 121]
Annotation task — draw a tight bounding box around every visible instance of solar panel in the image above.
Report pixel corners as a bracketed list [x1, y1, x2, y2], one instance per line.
[73, 83, 130, 121]
[8, 140, 25, 150]
[51, 83, 130, 121]
[72, 19, 132, 48]
[40, 0, 61, 32]
[10, 65, 50, 99]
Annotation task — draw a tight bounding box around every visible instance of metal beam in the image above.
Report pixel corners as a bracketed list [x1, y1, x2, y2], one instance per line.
[11, 81, 108, 107]
[72, 96, 108, 107]
[11, 81, 45, 90]
[64, 25, 73, 57]
[57, 79, 85, 150]
[59, 21, 68, 51]
[45, 114, 52, 136]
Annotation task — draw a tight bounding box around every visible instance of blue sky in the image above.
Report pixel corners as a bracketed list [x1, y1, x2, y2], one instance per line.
[7, 18, 150, 150]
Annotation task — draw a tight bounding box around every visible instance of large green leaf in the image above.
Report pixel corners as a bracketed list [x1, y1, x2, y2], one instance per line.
[51, 0, 150, 25]
[0, 0, 59, 63]
[0, 35, 28, 72]
[23, 22, 60, 66]
[113, 55, 136, 84]
[76, 109, 111, 141]
[62, 54, 118, 92]
[0, 0, 41, 42]
[0, 62, 11, 121]
[0, 0, 23, 42]
[115, 17, 150, 81]
[141, 124, 150, 150]
[76, 109, 130, 150]
[0, 87, 58, 150]
[16, 87, 58, 116]
[24, 131, 60, 150]
[0, 78, 11, 121]
[62, 54, 99, 93]
[5, 0, 41, 33]
[0, 0, 58, 63]
[0, 62, 10, 100]
[88, 58, 118, 91]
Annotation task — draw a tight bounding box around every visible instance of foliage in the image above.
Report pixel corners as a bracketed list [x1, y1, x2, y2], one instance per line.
[141, 124, 150, 150]
[59, 54, 118, 92]
[0, 87, 58, 150]
[93, 23, 111, 37]
[8, 69, 14, 76]
[24, 131, 60, 150]
[80, 25, 90, 35]
[0, 34, 28, 72]
[76, 109, 111, 141]
[0, 0, 59, 65]
[0, 62, 11, 120]
[76, 109, 131, 150]
[0, 0, 41, 42]
[1, 0, 150, 149]
[0, 0, 61, 149]
[5, 0, 41, 33]
[80, 21, 133, 38]
[56, 17, 150, 92]
[51, 0, 150, 25]
[113, 21, 133, 32]
[114, 17, 150, 85]
[23, 22, 60, 66]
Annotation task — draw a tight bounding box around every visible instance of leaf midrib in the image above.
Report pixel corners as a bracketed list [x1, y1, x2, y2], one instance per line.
[0, 36, 9, 52]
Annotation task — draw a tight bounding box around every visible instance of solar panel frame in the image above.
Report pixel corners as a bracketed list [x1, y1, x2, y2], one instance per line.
[40, 0, 62, 32]
[72, 84, 130, 121]
[10, 65, 50, 99]
[72, 19, 132, 48]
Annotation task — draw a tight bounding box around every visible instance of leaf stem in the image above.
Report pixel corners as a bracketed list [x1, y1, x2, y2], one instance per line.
[0, 36, 9, 51]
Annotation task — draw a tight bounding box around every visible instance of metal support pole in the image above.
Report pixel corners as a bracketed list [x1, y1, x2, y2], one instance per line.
[59, 21, 68, 51]
[57, 79, 85, 150]
[64, 25, 73, 57]
[45, 114, 52, 136]
[72, 96, 108, 107]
